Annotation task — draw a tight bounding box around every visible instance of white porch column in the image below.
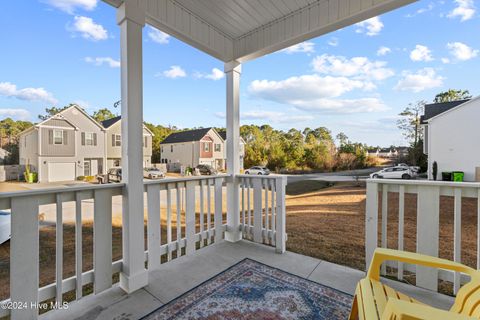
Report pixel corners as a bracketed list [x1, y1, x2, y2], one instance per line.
[225, 61, 242, 242]
[117, 1, 148, 293]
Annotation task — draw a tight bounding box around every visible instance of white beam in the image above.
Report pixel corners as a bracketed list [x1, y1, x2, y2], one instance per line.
[225, 61, 241, 242]
[117, 0, 148, 293]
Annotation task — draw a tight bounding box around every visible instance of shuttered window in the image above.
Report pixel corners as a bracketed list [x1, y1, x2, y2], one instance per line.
[83, 132, 96, 146]
[112, 134, 121, 146]
[53, 130, 63, 145]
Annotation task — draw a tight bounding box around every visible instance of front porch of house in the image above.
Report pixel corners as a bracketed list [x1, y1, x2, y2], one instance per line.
[41, 240, 454, 320]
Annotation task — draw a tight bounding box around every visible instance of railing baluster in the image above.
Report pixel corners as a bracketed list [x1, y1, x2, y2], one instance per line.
[275, 177, 287, 253]
[207, 179, 212, 245]
[270, 179, 275, 245]
[453, 188, 462, 294]
[241, 178, 245, 236]
[94, 188, 113, 292]
[55, 194, 63, 305]
[265, 179, 269, 244]
[166, 184, 172, 261]
[11, 196, 39, 320]
[199, 180, 204, 248]
[185, 180, 196, 255]
[247, 178, 251, 238]
[75, 192, 83, 299]
[147, 184, 161, 270]
[477, 189, 480, 270]
[381, 184, 388, 276]
[416, 185, 440, 292]
[253, 178, 263, 243]
[214, 178, 223, 243]
[398, 185, 405, 281]
[176, 183, 182, 257]
[365, 181, 379, 271]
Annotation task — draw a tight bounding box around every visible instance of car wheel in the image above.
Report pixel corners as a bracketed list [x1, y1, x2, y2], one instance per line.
[245, 171, 250, 174]
[257, 172, 263, 175]
[402, 174, 411, 180]
[148, 174, 153, 179]
[372, 174, 379, 179]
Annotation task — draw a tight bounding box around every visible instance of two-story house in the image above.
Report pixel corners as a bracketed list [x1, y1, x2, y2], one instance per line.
[159, 127, 244, 171]
[101, 116, 154, 169]
[19, 105, 106, 182]
[19, 105, 154, 182]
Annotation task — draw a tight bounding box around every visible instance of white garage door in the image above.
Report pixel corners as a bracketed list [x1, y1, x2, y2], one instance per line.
[48, 162, 76, 182]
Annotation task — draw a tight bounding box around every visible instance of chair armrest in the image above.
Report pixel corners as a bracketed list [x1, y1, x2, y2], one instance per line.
[367, 248, 476, 281]
[381, 299, 475, 320]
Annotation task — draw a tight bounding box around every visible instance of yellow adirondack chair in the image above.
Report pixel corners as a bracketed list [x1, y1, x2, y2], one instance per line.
[349, 248, 480, 319]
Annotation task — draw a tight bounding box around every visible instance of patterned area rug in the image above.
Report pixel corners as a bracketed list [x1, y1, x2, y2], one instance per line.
[142, 258, 352, 320]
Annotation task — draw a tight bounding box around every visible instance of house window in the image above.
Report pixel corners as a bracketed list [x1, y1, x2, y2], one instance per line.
[143, 136, 147, 147]
[114, 159, 120, 167]
[204, 142, 210, 152]
[170, 145, 173, 152]
[161, 146, 164, 153]
[112, 134, 121, 147]
[214, 144, 221, 152]
[54, 130, 63, 145]
[84, 132, 95, 146]
[84, 161, 91, 176]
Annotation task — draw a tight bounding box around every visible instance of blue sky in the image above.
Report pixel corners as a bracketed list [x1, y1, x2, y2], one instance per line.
[0, 0, 478, 146]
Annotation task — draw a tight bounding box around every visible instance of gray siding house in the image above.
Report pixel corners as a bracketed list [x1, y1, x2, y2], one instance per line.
[19, 105, 153, 182]
[101, 116, 153, 169]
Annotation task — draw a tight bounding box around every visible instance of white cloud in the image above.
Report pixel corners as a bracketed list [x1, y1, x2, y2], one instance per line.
[249, 75, 368, 102]
[293, 98, 388, 114]
[376, 46, 391, 56]
[0, 82, 58, 104]
[312, 54, 394, 82]
[70, 16, 108, 41]
[161, 65, 187, 79]
[0, 108, 31, 120]
[447, 42, 478, 61]
[215, 111, 313, 123]
[282, 42, 315, 54]
[44, 0, 97, 14]
[447, 0, 475, 21]
[147, 26, 170, 44]
[328, 37, 339, 47]
[195, 68, 224, 80]
[405, 3, 435, 18]
[355, 17, 383, 36]
[409, 45, 434, 62]
[441, 57, 451, 64]
[84, 56, 120, 68]
[395, 68, 444, 92]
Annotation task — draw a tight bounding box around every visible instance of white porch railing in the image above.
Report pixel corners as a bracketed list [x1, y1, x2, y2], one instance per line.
[0, 175, 287, 319]
[365, 179, 480, 295]
[238, 175, 287, 253]
[0, 183, 124, 319]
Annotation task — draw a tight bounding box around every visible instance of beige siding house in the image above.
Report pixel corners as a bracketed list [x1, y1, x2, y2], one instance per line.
[160, 128, 244, 171]
[101, 116, 153, 169]
[19, 105, 153, 182]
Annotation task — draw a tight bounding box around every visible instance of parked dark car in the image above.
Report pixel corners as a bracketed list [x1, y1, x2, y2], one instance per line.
[195, 164, 217, 175]
[108, 168, 122, 183]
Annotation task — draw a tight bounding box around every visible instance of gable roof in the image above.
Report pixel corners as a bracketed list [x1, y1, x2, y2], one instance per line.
[101, 116, 154, 135]
[421, 99, 470, 124]
[216, 130, 246, 144]
[161, 128, 212, 144]
[60, 104, 105, 130]
[101, 116, 121, 128]
[425, 95, 480, 123]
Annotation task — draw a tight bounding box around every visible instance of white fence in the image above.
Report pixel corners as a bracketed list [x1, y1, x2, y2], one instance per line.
[0, 174, 287, 319]
[238, 175, 287, 253]
[365, 179, 480, 295]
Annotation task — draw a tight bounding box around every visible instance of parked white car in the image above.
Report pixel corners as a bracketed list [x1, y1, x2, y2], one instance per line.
[245, 166, 270, 175]
[143, 167, 165, 179]
[0, 211, 11, 245]
[397, 163, 421, 173]
[370, 166, 416, 179]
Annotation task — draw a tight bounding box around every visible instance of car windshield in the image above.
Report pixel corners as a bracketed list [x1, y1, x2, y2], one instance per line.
[145, 168, 158, 171]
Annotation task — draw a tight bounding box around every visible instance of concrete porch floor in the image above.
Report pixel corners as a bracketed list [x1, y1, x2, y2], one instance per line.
[41, 240, 454, 320]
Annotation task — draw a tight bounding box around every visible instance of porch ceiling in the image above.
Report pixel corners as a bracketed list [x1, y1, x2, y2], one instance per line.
[104, 0, 416, 62]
